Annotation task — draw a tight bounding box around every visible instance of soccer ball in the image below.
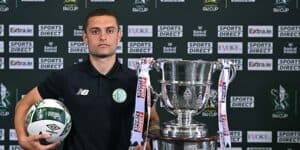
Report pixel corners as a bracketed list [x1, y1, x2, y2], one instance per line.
[25, 98, 72, 143]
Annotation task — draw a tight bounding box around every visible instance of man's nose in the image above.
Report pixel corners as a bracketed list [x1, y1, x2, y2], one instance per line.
[99, 32, 107, 41]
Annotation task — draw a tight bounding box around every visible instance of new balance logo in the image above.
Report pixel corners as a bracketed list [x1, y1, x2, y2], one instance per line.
[76, 88, 89, 96]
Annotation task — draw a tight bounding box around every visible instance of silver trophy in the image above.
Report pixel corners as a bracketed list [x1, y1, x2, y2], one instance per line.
[150, 59, 236, 150]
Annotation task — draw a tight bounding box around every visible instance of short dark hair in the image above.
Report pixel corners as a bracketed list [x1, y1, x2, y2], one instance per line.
[84, 8, 120, 33]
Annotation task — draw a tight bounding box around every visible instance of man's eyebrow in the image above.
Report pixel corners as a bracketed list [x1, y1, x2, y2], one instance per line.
[106, 26, 117, 28]
[89, 27, 100, 30]
[106, 26, 118, 29]
[89, 26, 117, 30]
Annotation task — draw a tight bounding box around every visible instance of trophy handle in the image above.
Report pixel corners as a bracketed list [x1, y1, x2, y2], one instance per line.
[150, 84, 177, 116]
[150, 60, 177, 116]
[229, 63, 237, 83]
[214, 61, 237, 83]
[150, 87, 161, 104]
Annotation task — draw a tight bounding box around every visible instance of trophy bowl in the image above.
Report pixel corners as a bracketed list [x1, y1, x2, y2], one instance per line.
[152, 59, 235, 139]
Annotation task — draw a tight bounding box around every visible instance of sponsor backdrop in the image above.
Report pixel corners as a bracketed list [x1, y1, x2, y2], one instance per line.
[0, 0, 300, 150]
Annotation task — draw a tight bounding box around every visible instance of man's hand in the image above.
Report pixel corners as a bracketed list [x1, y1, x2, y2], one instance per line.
[133, 145, 143, 150]
[18, 133, 60, 150]
[133, 140, 151, 150]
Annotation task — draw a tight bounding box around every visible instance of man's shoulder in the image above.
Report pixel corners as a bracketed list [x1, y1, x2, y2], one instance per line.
[53, 61, 87, 76]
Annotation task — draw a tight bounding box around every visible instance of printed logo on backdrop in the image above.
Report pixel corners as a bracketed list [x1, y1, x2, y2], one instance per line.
[278, 59, 300, 71]
[90, 0, 115, 2]
[187, 42, 213, 54]
[9, 25, 34, 37]
[127, 41, 153, 54]
[160, 0, 184, 2]
[38, 58, 64, 70]
[44, 41, 58, 53]
[217, 42, 243, 54]
[218, 58, 243, 71]
[247, 59, 273, 71]
[0, 41, 3, 53]
[9, 57, 34, 70]
[68, 41, 88, 53]
[230, 131, 242, 143]
[277, 131, 300, 143]
[247, 131, 272, 143]
[127, 58, 139, 70]
[116, 42, 123, 54]
[231, 0, 255, 2]
[73, 25, 83, 37]
[21, 0, 45, 2]
[246, 147, 272, 150]
[0, 57, 4, 70]
[0, 83, 11, 117]
[202, 89, 217, 117]
[9, 41, 34, 53]
[128, 25, 153, 37]
[218, 25, 243, 37]
[0, 24, 3, 36]
[157, 25, 183, 37]
[9, 129, 17, 141]
[163, 42, 177, 53]
[38, 25, 63, 37]
[270, 85, 289, 118]
[0, 129, 4, 141]
[283, 42, 297, 54]
[230, 96, 254, 108]
[248, 42, 273, 54]
[202, 0, 219, 12]
[0, 0, 9, 12]
[118, 25, 123, 34]
[248, 25, 273, 38]
[63, 0, 78, 11]
[193, 26, 207, 37]
[278, 26, 300, 38]
[132, 0, 149, 12]
[273, 0, 290, 13]
[9, 145, 23, 150]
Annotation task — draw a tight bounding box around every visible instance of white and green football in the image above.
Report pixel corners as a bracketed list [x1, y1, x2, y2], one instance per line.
[25, 98, 72, 143]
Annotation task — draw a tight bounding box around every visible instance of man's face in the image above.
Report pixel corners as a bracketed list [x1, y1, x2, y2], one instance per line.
[83, 15, 121, 58]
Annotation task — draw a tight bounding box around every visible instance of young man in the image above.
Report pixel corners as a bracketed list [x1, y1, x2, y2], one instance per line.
[14, 8, 159, 150]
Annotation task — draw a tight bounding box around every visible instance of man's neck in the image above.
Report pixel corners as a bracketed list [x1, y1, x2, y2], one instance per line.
[89, 54, 116, 75]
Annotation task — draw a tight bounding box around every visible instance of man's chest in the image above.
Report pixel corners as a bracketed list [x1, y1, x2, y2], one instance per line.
[62, 75, 135, 110]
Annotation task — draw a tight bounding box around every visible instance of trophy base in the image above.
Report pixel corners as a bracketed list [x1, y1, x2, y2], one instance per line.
[148, 133, 218, 150]
[162, 120, 207, 138]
